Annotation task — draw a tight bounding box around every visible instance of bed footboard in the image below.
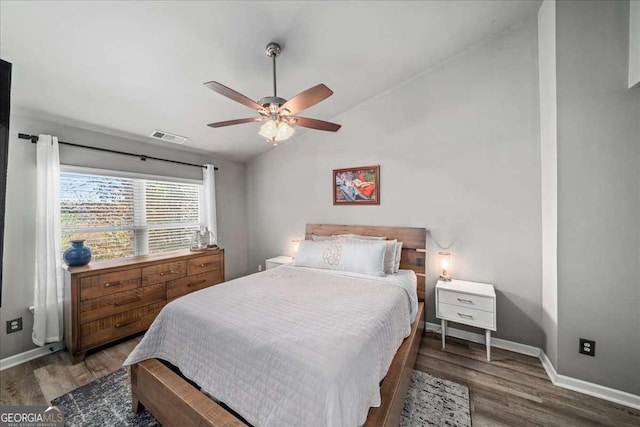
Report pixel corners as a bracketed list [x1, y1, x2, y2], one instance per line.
[364, 301, 424, 427]
[131, 358, 246, 427]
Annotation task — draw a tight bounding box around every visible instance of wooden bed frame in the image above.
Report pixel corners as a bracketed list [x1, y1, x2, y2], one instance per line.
[131, 224, 427, 427]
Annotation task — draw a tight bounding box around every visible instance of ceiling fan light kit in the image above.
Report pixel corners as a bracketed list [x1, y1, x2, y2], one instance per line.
[258, 120, 295, 145]
[204, 42, 341, 146]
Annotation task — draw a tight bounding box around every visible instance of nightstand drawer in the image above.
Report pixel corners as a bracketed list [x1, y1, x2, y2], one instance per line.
[438, 289, 494, 312]
[265, 261, 280, 270]
[438, 302, 495, 330]
[265, 256, 293, 270]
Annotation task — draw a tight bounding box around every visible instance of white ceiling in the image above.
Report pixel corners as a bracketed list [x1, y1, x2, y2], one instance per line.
[0, 1, 541, 162]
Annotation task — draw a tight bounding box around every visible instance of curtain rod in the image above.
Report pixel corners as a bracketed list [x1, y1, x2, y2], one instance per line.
[17, 133, 218, 171]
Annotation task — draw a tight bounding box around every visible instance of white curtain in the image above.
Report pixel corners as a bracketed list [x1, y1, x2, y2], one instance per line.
[33, 135, 63, 346]
[203, 164, 218, 244]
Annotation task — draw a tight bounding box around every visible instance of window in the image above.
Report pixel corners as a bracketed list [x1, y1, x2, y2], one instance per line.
[60, 168, 203, 262]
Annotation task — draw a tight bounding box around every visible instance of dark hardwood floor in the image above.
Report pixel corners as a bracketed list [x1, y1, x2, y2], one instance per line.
[0, 335, 141, 406]
[1, 331, 638, 426]
[417, 333, 640, 426]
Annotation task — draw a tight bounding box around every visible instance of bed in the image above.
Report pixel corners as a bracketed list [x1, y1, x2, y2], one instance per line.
[125, 224, 426, 427]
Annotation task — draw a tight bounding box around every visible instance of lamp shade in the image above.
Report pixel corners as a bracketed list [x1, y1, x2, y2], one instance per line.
[438, 251, 452, 281]
[258, 120, 278, 140]
[291, 239, 301, 258]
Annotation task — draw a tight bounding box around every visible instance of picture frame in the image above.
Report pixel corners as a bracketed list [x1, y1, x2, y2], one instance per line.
[333, 165, 380, 205]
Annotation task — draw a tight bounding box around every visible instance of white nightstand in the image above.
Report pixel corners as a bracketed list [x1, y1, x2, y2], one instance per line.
[265, 256, 293, 270]
[436, 279, 496, 361]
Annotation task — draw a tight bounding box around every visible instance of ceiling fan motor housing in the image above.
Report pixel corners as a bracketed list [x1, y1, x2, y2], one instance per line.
[265, 42, 281, 57]
[258, 96, 287, 108]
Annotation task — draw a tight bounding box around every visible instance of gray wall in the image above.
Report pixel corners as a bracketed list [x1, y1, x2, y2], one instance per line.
[556, 0, 640, 394]
[246, 18, 543, 347]
[0, 113, 249, 359]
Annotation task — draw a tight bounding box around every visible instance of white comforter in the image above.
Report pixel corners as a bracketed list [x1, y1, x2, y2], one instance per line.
[124, 265, 417, 427]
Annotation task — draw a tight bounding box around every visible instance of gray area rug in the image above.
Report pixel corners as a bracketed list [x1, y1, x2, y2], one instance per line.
[52, 368, 471, 426]
[400, 370, 471, 427]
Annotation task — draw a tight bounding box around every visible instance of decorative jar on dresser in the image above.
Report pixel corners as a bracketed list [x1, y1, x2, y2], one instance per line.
[64, 248, 224, 363]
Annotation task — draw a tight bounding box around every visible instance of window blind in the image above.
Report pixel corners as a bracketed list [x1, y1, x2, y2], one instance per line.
[60, 171, 203, 261]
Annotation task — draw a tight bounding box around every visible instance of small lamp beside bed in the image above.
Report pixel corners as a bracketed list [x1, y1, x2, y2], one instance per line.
[438, 251, 452, 281]
[291, 239, 301, 258]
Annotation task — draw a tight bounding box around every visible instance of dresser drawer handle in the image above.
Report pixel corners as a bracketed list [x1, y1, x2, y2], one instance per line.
[198, 262, 213, 268]
[457, 298, 474, 304]
[188, 279, 207, 288]
[159, 270, 177, 277]
[114, 296, 141, 306]
[104, 281, 122, 288]
[115, 319, 139, 328]
[457, 313, 474, 319]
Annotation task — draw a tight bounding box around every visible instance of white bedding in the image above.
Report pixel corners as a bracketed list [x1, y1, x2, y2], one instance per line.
[124, 265, 417, 427]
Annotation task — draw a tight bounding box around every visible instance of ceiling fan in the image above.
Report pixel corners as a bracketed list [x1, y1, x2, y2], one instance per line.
[204, 42, 341, 145]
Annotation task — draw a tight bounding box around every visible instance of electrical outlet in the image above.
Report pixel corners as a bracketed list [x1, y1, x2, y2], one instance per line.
[6, 318, 22, 334]
[579, 338, 595, 356]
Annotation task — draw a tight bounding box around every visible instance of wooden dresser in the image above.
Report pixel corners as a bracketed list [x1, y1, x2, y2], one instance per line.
[63, 248, 224, 363]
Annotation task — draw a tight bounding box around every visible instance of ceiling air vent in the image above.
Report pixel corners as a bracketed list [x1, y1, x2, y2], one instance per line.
[150, 130, 188, 145]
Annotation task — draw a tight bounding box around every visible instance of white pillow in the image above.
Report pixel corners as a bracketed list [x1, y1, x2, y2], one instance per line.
[394, 241, 403, 273]
[310, 234, 338, 241]
[293, 240, 387, 276]
[339, 237, 397, 274]
[338, 234, 386, 240]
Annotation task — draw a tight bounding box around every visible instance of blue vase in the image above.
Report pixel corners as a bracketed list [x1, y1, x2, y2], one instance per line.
[63, 240, 92, 266]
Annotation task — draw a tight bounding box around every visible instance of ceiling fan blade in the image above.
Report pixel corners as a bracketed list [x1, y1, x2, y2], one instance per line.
[292, 117, 341, 132]
[204, 81, 263, 110]
[280, 84, 333, 115]
[207, 117, 261, 128]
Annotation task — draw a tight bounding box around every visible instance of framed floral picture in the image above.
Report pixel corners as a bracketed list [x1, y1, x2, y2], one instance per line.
[333, 165, 380, 205]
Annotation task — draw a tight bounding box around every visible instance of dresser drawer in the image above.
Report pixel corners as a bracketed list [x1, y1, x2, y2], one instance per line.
[438, 289, 494, 312]
[79, 301, 165, 350]
[167, 270, 223, 300]
[79, 282, 166, 324]
[187, 253, 222, 276]
[438, 302, 495, 330]
[142, 261, 186, 286]
[80, 269, 141, 300]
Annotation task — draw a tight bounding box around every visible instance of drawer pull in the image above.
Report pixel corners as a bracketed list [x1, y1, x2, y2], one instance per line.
[188, 279, 207, 288]
[159, 270, 176, 277]
[115, 319, 140, 328]
[457, 312, 474, 319]
[114, 296, 141, 306]
[198, 262, 212, 268]
[457, 298, 474, 304]
[104, 281, 122, 288]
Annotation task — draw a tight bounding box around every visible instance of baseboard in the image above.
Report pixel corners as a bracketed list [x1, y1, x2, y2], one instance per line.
[427, 321, 640, 410]
[425, 321, 541, 357]
[0, 342, 64, 371]
[538, 350, 640, 410]
[539, 350, 558, 383]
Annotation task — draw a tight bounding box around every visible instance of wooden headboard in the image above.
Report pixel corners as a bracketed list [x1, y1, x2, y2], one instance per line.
[305, 224, 427, 301]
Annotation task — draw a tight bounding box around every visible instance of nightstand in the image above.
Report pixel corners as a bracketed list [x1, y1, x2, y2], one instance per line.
[265, 256, 293, 270]
[436, 279, 496, 361]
